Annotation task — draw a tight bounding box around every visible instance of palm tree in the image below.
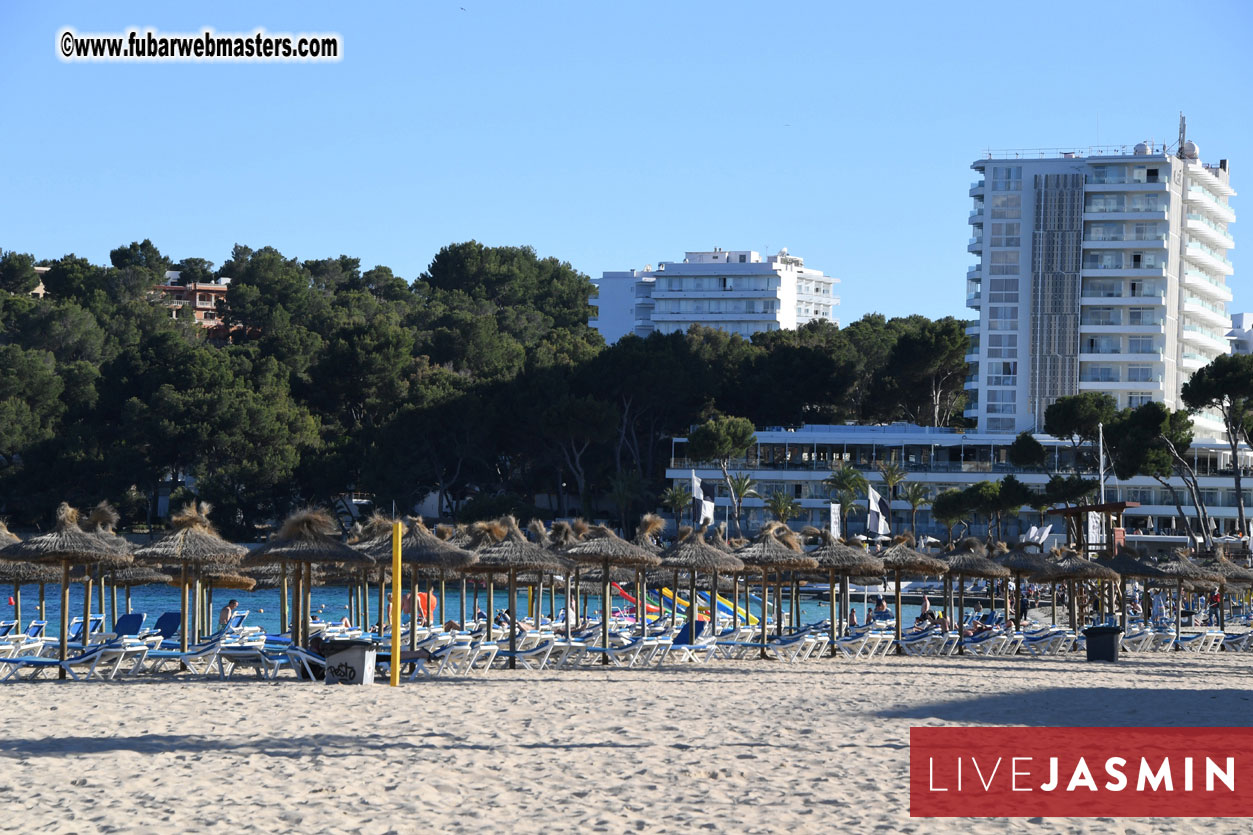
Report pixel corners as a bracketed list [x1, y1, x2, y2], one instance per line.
[823, 464, 867, 537]
[727, 472, 758, 539]
[877, 461, 907, 533]
[900, 481, 931, 535]
[606, 471, 644, 534]
[764, 490, 801, 524]
[660, 484, 692, 542]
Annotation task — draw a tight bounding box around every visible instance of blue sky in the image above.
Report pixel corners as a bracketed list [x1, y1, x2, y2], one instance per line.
[2, 0, 1249, 321]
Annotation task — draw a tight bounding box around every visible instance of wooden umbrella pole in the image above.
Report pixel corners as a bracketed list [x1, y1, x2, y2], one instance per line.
[179, 562, 189, 652]
[409, 566, 418, 652]
[688, 569, 698, 644]
[39, 582, 46, 621]
[361, 570, 370, 632]
[957, 574, 966, 655]
[304, 563, 312, 640]
[828, 568, 837, 657]
[894, 569, 903, 654]
[441, 572, 448, 629]
[12, 582, 20, 629]
[508, 569, 519, 670]
[601, 557, 611, 663]
[565, 572, 573, 641]
[125, 584, 131, 615]
[96, 565, 105, 626]
[759, 571, 768, 659]
[774, 577, 782, 638]
[109, 572, 118, 630]
[732, 573, 739, 631]
[486, 576, 494, 642]
[58, 560, 70, 678]
[547, 573, 555, 623]
[376, 568, 385, 635]
[1175, 579, 1183, 640]
[1051, 581, 1057, 626]
[279, 561, 289, 634]
[460, 576, 467, 628]
[83, 567, 93, 648]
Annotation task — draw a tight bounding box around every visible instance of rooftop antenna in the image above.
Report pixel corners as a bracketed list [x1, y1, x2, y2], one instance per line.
[1176, 112, 1187, 159]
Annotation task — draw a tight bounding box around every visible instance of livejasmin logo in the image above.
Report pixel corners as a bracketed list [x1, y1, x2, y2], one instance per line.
[927, 753, 1234, 793]
[910, 727, 1253, 818]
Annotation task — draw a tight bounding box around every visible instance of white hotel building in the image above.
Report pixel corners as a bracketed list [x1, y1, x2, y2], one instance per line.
[964, 139, 1235, 439]
[590, 248, 839, 343]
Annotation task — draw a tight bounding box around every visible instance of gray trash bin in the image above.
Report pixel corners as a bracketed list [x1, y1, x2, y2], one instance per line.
[323, 638, 377, 685]
[1083, 625, 1122, 662]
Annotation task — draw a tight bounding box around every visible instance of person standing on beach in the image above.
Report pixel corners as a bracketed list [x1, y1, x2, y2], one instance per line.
[218, 599, 238, 628]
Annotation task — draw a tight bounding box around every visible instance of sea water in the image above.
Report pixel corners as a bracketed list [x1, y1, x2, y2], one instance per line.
[3, 582, 999, 637]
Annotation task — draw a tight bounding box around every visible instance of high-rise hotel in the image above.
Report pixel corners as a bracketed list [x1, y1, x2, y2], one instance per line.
[965, 136, 1235, 438]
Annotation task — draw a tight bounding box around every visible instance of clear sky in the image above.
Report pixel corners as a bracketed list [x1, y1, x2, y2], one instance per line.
[2, 0, 1249, 322]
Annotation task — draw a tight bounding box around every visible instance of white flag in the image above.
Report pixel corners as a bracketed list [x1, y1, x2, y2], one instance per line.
[866, 485, 891, 536]
[700, 499, 715, 525]
[690, 469, 702, 500]
[829, 502, 841, 539]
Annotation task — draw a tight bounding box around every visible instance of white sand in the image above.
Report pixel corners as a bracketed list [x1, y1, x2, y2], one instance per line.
[2, 653, 1251, 833]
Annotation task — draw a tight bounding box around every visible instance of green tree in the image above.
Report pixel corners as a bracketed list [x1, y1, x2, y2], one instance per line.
[997, 475, 1034, 541]
[900, 481, 931, 535]
[764, 490, 801, 524]
[606, 470, 645, 534]
[930, 488, 968, 544]
[0, 251, 39, 295]
[686, 415, 757, 538]
[660, 483, 693, 541]
[873, 317, 970, 426]
[1008, 431, 1047, 470]
[823, 464, 867, 537]
[1182, 354, 1253, 535]
[727, 472, 759, 535]
[964, 480, 1002, 540]
[1044, 393, 1116, 450]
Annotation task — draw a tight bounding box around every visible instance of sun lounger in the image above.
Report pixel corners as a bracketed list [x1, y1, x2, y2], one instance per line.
[141, 639, 224, 676]
[215, 645, 289, 680]
[1, 639, 149, 681]
[495, 638, 556, 670]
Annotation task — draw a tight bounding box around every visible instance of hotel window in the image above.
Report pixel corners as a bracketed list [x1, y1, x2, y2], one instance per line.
[987, 333, 1017, 358]
[989, 251, 1019, 275]
[1128, 336, 1155, 354]
[987, 361, 1017, 387]
[988, 278, 1019, 304]
[986, 390, 1017, 415]
[1128, 308, 1157, 325]
[990, 223, 1021, 247]
[990, 166, 1022, 191]
[990, 193, 1021, 219]
[1127, 365, 1154, 382]
[988, 306, 1018, 331]
[987, 417, 1017, 432]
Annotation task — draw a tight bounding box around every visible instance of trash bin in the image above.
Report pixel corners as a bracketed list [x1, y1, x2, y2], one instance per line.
[323, 638, 377, 685]
[1181, 610, 1195, 627]
[1083, 625, 1122, 662]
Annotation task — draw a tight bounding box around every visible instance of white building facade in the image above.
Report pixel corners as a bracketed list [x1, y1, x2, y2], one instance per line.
[590, 248, 839, 343]
[965, 139, 1235, 438]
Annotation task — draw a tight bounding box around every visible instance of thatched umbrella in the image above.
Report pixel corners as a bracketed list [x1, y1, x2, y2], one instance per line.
[995, 543, 1055, 624]
[563, 525, 660, 654]
[1095, 548, 1169, 629]
[134, 503, 248, 649]
[243, 508, 374, 648]
[1036, 548, 1120, 630]
[658, 525, 743, 643]
[361, 517, 477, 650]
[1200, 555, 1253, 629]
[0, 503, 132, 674]
[881, 534, 950, 651]
[736, 523, 817, 656]
[1154, 553, 1223, 637]
[802, 527, 884, 653]
[943, 538, 1010, 652]
[466, 517, 569, 668]
[79, 502, 134, 632]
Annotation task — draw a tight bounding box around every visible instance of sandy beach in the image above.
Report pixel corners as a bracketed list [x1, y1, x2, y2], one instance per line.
[3, 653, 1251, 834]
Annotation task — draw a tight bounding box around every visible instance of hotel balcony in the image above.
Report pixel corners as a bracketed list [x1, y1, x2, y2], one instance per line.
[1182, 299, 1231, 330]
[1079, 294, 1166, 307]
[969, 180, 985, 197]
[968, 209, 984, 226]
[1080, 264, 1166, 279]
[1185, 161, 1236, 198]
[1183, 241, 1235, 276]
[1182, 327, 1231, 355]
[1185, 186, 1237, 224]
[1082, 234, 1167, 250]
[968, 237, 983, 253]
[966, 292, 982, 310]
[1181, 352, 1210, 373]
[1185, 213, 1235, 250]
[1082, 208, 1169, 222]
[967, 265, 981, 280]
[1182, 269, 1234, 302]
[1084, 177, 1169, 193]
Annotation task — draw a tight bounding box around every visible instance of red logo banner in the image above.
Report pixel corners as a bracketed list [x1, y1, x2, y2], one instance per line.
[911, 727, 1253, 818]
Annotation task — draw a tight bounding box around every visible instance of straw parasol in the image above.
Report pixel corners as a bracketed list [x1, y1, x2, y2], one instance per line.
[243, 508, 374, 648]
[736, 523, 817, 653]
[943, 538, 1010, 652]
[802, 527, 885, 654]
[134, 502, 249, 649]
[1095, 547, 1169, 629]
[563, 524, 660, 652]
[994, 543, 1054, 625]
[1199, 555, 1253, 629]
[1154, 552, 1223, 637]
[880, 533, 950, 651]
[632, 514, 666, 556]
[0, 555, 59, 626]
[658, 524, 744, 642]
[1036, 547, 1120, 630]
[466, 516, 570, 667]
[360, 517, 478, 650]
[0, 503, 133, 674]
[106, 565, 174, 617]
